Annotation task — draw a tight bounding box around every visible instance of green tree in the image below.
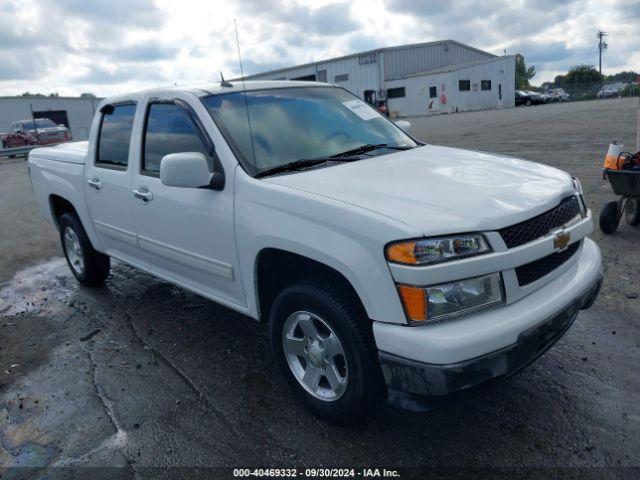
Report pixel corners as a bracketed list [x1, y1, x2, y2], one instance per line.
[556, 65, 604, 85]
[515, 54, 536, 89]
[606, 71, 639, 83]
[554, 65, 605, 99]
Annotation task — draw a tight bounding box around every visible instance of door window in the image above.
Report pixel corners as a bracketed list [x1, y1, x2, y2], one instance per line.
[96, 103, 136, 169]
[142, 103, 210, 175]
[429, 86, 437, 98]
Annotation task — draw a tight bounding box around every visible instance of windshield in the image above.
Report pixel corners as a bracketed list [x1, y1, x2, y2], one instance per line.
[21, 119, 57, 130]
[202, 86, 417, 176]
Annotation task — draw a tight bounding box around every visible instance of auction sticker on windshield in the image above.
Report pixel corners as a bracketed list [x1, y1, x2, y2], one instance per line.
[342, 99, 380, 121]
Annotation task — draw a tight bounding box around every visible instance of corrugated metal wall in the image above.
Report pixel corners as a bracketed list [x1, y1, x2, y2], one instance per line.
[244, 41, 511, 116]
[383, 42, 495, 81]
[246, 56, 382, 98]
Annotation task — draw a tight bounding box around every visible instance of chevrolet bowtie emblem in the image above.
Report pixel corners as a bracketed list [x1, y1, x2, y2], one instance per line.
[553, 232, 571, 250]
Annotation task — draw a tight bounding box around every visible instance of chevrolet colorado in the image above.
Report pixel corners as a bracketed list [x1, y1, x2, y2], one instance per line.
[28, 81, 602, 423]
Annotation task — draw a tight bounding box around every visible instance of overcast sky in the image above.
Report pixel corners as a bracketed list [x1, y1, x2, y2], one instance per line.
[1, 0, 638, 97]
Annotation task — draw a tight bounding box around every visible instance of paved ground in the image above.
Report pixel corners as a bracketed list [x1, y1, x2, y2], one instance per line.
[1, 98, 639, 477]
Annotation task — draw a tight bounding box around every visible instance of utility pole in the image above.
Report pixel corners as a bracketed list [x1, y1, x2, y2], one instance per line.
[597, 30, 608, 75]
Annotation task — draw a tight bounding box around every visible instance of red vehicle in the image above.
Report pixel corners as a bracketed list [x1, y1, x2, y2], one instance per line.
[1, 118, 72, 149]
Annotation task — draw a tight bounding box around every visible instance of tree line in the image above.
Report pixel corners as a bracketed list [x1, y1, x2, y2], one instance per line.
[516, 53, 638, 99]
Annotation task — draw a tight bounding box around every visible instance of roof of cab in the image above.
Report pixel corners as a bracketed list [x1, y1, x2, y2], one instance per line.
[100, 80, 333, 106]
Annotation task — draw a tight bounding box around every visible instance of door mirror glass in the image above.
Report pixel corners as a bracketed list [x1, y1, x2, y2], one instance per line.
[393, 119, 412, 134]
[160, 152, 212, 188]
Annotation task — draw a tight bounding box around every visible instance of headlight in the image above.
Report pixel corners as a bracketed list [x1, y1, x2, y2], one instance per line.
[572, 177, 583, 195]
[397, 273, 504, 323]
[572, 176, 587, 215]
[386, 234, 490, 265]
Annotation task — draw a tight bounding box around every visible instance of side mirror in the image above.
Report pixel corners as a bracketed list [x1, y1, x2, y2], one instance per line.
[160, 152, 224, 190]
[393, 119, 412, 134]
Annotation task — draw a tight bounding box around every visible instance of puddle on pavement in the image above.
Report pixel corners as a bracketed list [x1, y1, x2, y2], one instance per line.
[0, 258, 75, 317]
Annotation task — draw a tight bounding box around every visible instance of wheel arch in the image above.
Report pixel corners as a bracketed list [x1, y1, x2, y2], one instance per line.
[49, 194, 78, 230]
[255, 248, 368, 323]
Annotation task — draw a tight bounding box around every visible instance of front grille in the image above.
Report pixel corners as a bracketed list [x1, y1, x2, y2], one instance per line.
[515, 242, 580, 286]
[499, 196, 581, 248]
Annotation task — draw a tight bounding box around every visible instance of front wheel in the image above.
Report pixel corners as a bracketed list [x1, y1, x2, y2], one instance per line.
[59, 213, 110, 286]
[625, 199, 640, 226]
[599, 201, 620, 234]
[268, 281, 385, 423]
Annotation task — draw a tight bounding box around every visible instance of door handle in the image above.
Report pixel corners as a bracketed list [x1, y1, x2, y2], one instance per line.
[87, 177, 102, 190]
[133, 186, 153, 203]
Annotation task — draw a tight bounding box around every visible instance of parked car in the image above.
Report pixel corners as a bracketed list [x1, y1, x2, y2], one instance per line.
[597, 83, 625, 98]
[515, 90, 545, 106]
[535, 91, 552, 103]
[0, 118, 72, 149]
[28, 81, 602, 423]
[548, 88, 570, 102]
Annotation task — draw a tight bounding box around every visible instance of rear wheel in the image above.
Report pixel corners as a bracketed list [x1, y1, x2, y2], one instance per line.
[625, 199, 640, 226]
[269, 281, 385, 423]
[59, 213, 110, 286]
[525, 99, 532, 106]
[599, 201, 620, 234]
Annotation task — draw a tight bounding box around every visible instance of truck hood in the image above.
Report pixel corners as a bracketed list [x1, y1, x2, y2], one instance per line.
[264, 144, 575, 235]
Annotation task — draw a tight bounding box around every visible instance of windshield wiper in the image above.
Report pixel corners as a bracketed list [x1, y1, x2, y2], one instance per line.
[255, 156, 363, 178]
[330, 143, 415, 158]
[255, 158, 328, 178]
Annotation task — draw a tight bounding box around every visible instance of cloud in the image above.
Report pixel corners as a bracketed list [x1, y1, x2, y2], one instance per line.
[52, 0, 164, 27]
[0, 54, 50, 81]
[109, 43, 180, 63]
[0, 0, 637, 96]
[74, 64, 168, 85]
[510, 42, 571, 63]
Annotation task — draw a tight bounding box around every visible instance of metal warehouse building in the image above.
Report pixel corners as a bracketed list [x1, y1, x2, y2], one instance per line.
[0, 96, 101, 144]
[243, 40, 515, 117]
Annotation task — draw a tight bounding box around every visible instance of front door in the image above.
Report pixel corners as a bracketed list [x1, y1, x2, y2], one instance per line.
[84, 103, 140, 263]
[427, 85, 439, 113]
[129, 97, 244, 307]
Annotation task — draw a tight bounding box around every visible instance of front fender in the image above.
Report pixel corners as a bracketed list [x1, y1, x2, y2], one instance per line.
[235, 173, 417, 324]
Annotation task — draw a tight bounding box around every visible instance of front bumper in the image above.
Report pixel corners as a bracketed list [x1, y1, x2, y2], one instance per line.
[377, 239, 603, 411]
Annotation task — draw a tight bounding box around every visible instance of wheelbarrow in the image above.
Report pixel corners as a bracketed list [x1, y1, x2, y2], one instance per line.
[599, 169, 640, 234]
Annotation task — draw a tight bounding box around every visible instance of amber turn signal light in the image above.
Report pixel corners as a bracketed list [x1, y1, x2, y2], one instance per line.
[397, 284, 427, 322]
[386, 242, 418, 264]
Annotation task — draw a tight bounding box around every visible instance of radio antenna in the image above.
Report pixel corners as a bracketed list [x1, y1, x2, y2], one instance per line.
[234, 19, 257, 168]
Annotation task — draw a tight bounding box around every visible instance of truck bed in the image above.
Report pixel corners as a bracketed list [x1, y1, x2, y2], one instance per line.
[29, 141, 88, 164]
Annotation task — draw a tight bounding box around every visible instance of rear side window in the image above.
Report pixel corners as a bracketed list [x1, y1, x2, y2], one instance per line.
[97, 103, 136, 168]
[142, 103, 210, 174]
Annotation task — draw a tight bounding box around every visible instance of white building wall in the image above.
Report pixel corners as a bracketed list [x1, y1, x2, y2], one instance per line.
[0, 97, 101, 141]
[386, 57, 515, 117]
[383, 41, 495, 81]
[320, 56, 381, 97]
[248, 56, 383, 98]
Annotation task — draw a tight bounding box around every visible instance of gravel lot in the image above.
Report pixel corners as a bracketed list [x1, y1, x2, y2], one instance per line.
[1, 98, 639, 478]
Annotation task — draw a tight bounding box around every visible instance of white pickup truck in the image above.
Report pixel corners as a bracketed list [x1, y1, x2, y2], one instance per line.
[28, 81, 602, 423]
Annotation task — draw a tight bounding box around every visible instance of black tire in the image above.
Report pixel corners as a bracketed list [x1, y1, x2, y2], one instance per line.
[59, 212, 110, 286]
[268, 281, 386, 424]
[525, 99, 532, 106]
[625, 199, 640, 226]
[599, 201, 620, 234]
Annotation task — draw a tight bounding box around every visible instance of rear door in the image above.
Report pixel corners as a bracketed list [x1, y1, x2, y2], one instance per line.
[129, 93, 244, 308]
[84, 102, 140, 263]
